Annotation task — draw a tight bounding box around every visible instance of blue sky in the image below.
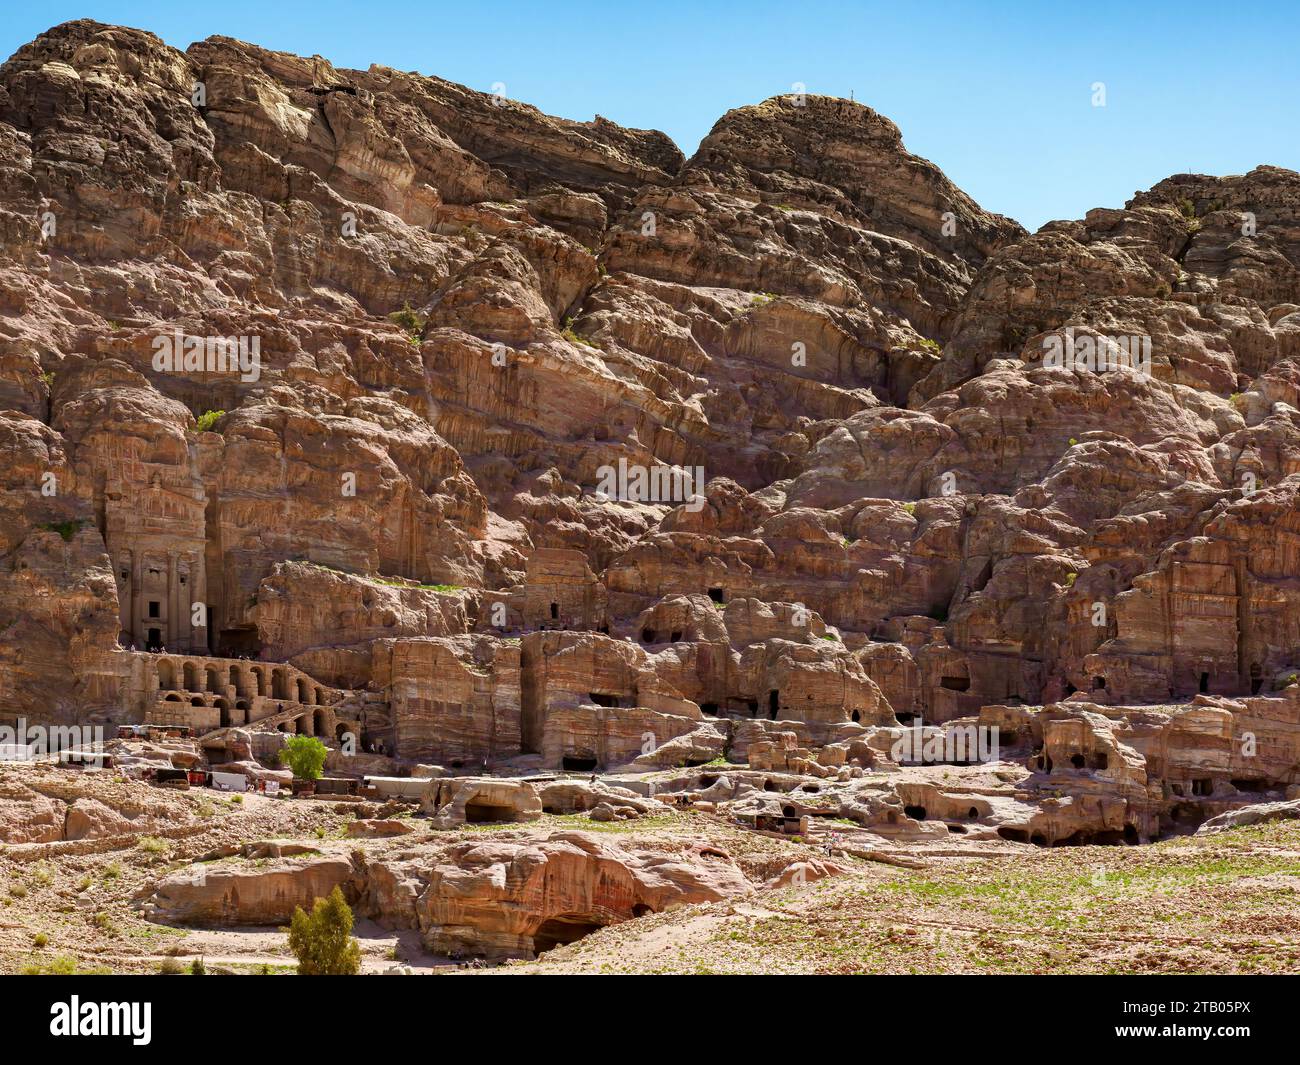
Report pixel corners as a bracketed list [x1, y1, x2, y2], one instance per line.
[2, 1, 1296, 230]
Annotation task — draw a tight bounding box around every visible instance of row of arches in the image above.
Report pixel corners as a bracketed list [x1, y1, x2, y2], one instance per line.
[154, 657, 326, 705]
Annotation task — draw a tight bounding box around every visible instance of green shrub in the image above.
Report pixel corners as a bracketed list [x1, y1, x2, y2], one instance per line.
[195, 409, 225, 433]
[286, 886, 361, 975]
[387, 303, 425, 339]
[279, 734, 329, 781]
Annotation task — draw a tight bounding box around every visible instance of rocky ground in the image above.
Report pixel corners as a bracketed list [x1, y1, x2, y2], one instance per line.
[4, 761, 1300, 975]
[3, 18, 1300, 975]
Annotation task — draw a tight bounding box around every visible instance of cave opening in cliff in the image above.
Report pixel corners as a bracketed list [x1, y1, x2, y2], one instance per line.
[768, 690, 779, 719]
[532, 915, 606, 954]
[1199, 672, 1209, 693]
[588, 692, 618, 707]
[1232, 778, 1266, 792]
[1093, 676, 1106, 690]
[550, 602, 559, 620]
[940, 675, 969, 692]
[464, 801, 517, 823]
[563, 755, 598, 772]
[641, 628, 655, 643]
[904, 805, 927, 820]
[1124, 824, 1140, 844]
[1092, 752, 1109, 770]
[670, 630, 682, 642]
[700, 703, 718, 715]
[1070, 753, 1085, 769]
[895, 711, 916, 725]
[968, 807, 980, 819]
[708, 587, 725, 604]
[851, 709, 860, 722]
[1251, 662, 1263, 694]
[997, 827, 1028, 842]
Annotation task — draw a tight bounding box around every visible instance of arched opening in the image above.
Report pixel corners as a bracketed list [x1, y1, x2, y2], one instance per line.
[294, 715, 309, 735]
[336, 723, 351, 744]
[550, 602, 559, 621]
[631, 904, 652, 918]
[183, 662, 199, 691]
[851, 709, 861, 722]
[190, 697, 204, 707]
[206, 667, 221, 693]
[1070, 753, 1085, 769]
[699, 702, 718, 716]
[781, 805, 797, 818]
[229, 666, 241, 696]
[1092, 676, 1106, 690]
[273, 669, 288, 700]
[216, 699, 231, 728]
[255, 669, 267, 696]
[670, 630, 682, 642]
[164, 694, 182, 703]
[904, 805, 927, 821]
[1199, 671, 1210, 694]
[313, 710, 327, 736]
[641, 629, 656, 643]
[767, 689, 779, 720]
[157, 660, 176, 689]
[562, 754, 598, 772]
[532, 915, 605, 955]
[297, 678, 311, 704]
[940, 675, 970, 692]
[968, 807, 980, 819]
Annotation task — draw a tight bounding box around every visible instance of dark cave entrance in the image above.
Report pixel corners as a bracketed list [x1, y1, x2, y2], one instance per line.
[146, 628, 162, 652]
[563, 755, 598, 772]
[768, 689, 779, 720]
[532, 915, 606, 955]
[464, 802, 516, 824]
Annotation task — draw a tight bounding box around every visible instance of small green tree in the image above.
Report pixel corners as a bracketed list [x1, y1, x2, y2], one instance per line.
[279, 734, 329, 781]
[286, 886, 361, 975]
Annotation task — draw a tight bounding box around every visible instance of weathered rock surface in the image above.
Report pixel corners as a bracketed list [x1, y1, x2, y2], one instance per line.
[3, 18, 1300, 873]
